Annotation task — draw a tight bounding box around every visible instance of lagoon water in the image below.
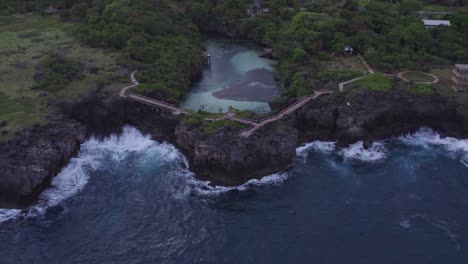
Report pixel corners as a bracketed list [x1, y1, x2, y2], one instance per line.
[1, 127, 468, 263]
[180, 38, 278, 113]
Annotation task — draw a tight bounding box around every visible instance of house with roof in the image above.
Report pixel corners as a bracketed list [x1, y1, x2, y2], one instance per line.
[247, 0, 269, 16]
[422, 19, 451, 29]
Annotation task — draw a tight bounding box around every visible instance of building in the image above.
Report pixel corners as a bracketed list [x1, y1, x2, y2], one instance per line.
[247, 0, 269, 16]
[452, 64, 468, 91]
[422, 19, 451, 29]
[344, 46, 354, 56]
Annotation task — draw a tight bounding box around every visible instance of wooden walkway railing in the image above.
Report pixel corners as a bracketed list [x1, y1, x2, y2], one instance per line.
[240, 91, 333, 137]
[120, 71, 333, 137]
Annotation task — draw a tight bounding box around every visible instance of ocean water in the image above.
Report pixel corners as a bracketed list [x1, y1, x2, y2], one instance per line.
[1, 127, 467, 263]
[180, 38, 277, 113]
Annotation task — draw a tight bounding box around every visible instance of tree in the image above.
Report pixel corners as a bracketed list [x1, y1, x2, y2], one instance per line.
[71, 2, 88, 20]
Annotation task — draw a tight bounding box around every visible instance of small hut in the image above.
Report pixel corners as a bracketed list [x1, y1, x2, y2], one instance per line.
[247, 0, 269, 16]
[344, 46, 354, 56]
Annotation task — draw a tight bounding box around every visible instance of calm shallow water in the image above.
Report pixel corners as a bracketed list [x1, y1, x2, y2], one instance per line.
[180, 38, 278, 113]
[1, 127, 468, 264]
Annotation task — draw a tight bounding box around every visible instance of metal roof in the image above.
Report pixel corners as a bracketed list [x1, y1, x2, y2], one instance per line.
[422, 19, 451, 26]
[455, 64, 468, 70]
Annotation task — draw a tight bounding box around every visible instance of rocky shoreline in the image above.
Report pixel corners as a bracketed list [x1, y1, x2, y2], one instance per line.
[1, 89, 467, 208]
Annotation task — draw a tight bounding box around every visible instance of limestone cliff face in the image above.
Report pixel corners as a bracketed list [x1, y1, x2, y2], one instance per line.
[175, 122, 298, 186]
[293, 90, 468, 145]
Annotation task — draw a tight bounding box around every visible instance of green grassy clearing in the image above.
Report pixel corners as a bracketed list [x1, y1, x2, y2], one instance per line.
[0, 14, 123, 140]
[408, 84, 434, 94]
[359, 73, 392, 91]
[319, 56, 367, 83]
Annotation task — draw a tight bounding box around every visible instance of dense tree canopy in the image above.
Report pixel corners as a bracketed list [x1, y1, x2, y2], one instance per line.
[2, 0, 468, 99]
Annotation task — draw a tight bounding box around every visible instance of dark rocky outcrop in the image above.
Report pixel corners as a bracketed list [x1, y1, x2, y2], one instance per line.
[0, 120, 86, 209]
[175, 121, 297, 186]
[292, 90, 468, 146]
[1, 89, 467, 208]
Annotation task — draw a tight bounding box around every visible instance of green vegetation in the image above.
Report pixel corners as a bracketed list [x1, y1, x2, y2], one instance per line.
[75, 0, 204, 103]
[359, 73, 393, 91]
[182, 112, 246, 135]
[33, 53, 84, 92]
[0, 14, 121, 140]
[409, 84, 434, 94]
[1, 0, 467, 139]
[185, 0, 468, 97]
[202, 119, 245, 135]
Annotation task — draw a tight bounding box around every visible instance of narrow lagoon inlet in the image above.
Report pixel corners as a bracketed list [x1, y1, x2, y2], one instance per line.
[180, 37, 279, 113]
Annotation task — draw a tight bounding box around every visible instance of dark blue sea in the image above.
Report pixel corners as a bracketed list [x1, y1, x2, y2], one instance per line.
[1, 126, 467, 264]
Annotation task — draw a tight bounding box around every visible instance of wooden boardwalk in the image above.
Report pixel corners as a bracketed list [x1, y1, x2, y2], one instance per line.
[240, 91, 333, 137]
[120, 71, 139, 98]
[120, 72, 333, 137]
[127, 92, 191, 115]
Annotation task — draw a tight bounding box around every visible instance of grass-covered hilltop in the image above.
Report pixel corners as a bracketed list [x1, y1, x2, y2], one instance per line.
[1, 0, 468, 206]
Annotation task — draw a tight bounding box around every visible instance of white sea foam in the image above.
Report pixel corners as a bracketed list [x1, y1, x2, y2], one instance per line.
[1, 126, 289, 223]
[0, 126, 161, 224]
[297, 140, 387, 162]
[462, 159, 468, 168]
[339, 141, 387, 162]
[399, 128, 468, 166]
[186, 172, 289, 197]
[0, 209, 21, 223]
[400, 217, 411, 229]
[296, 141, 336, 156]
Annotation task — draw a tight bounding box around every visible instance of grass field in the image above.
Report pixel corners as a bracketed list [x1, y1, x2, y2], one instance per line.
[322, 56, 368, 75]
[0, 14, 124, 140]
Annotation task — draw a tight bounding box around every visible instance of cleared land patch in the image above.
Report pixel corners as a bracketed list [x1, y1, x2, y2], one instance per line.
[0, 14, 123, 140]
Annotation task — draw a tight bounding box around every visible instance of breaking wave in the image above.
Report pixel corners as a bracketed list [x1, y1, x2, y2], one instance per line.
[0, 126, 171, 224]
[0, 126, 290, 224]
[399, 128, 468, 166]
[297, 140, 387, 162]
[297, 128, 468, 166]
[185, 172, 290, 197]
[339, 141, 387, 162]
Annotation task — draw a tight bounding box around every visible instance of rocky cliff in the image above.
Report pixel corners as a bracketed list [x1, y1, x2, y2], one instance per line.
[292, 90, 468, 145]
[175, 121, 297, 186]
[0, 120, 86, 208]
[1, 89, 467, 208]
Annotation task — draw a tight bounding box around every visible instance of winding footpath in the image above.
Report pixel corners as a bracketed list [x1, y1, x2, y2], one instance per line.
[338, 54, 375, 92]
[120, 71, 333, 137]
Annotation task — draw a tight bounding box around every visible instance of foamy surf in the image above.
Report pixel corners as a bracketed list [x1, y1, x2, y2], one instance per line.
[186, 172, 289, 197]
[399, 128, 468, 167]
[0, 126, 177, 224]
[297, 140, 387, 162]
[0, 126, 291, 223]
[339, 141, 387, 162]
[297, 141, 336, 156]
